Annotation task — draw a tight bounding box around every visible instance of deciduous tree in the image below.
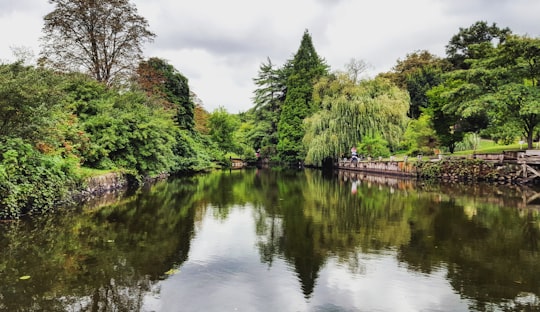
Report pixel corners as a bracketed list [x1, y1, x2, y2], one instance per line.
[0, 62, 66, 144]
[304, 75, 409, 166]
[136, 58, 194, 130]
[439, 35, 540, 148]
[445, 21, 511, 70]
[378, 50, 450, 119]
[40, 0, 155, 84]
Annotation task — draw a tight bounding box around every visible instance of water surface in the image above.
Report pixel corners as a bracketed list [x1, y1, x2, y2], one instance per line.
[1, 169, 540, 311]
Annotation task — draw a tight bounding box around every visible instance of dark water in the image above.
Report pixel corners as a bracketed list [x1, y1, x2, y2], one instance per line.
[1, 169, 540, 312]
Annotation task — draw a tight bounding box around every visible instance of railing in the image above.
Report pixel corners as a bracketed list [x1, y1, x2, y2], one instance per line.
[337, 159, 417, 176]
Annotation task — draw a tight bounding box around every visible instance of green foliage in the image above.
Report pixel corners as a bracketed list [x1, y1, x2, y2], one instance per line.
[79, 90, 179, 176]
[0, 59, 222, 217]
[208, 107, 239, 152]
[402, 113, 438, 155]
[438, 34, 540, 148]
[454, 133, 481, 151]
[0, 138, 79, 219]
[206, 108, 258, 164]
[378, 50, 450, 119]
[0, 62, 67, 145]
[136, 57, 195, 130]
[445, 21, 511, 70]
[277, 30, 329, 163]
[250, 58, 287, 157]
[406, 65, 445, 119]
[304, 75, 409, 166]
[358, 135, 390, 158]
[173, 130, 216, 172]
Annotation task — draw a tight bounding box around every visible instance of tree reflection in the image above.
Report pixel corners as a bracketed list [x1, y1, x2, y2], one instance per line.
[252, 169, 540, 309]
[0, 178, 199, 311]
[2, 169, 540, 311]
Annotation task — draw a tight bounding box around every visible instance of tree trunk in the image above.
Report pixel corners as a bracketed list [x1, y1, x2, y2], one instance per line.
[528, 130, 534, 149]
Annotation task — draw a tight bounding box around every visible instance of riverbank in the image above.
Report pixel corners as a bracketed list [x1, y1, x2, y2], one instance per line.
[337, 154, 540, 184]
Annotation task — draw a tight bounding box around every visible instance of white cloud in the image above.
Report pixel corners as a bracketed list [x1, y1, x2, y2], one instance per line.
[0, 0, 537, 113]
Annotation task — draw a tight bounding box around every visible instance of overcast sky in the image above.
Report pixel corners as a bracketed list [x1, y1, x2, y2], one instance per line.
[1, 0, 539, 113]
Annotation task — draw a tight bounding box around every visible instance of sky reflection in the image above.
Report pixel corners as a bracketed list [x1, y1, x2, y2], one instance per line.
[146, 205, 471, 312]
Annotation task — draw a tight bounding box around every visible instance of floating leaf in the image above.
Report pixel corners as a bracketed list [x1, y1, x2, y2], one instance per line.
[19, 275, 31, 280]
[107, 240, 114, 243]
[165, 268, 179, 275]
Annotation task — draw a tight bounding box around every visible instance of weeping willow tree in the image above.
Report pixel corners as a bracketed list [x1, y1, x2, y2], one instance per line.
[304, 74, 409, 166]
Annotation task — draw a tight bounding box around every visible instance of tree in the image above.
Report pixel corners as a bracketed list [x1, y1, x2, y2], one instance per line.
[445, 21, 511, 70]
[250, 57, 288, 156]
[277, 30, 329, 163]
[405, 65, 445, 119]
[489, 35, 540, 148]
[208, 107, 239, 153]
[40, 0, 155, 85]
[0, 62, 66, 144]
[76, 88, 179, 175]
[402, 114, 438, 155]
[426, 81, 489, 153]
[136, 58, 195, 130]
[378, 50, 450, 119]
[303, 75, 409, 166]
[194, 103, 210, 135]
[440, 35, 540, 149]
[345, 58, 370, 84]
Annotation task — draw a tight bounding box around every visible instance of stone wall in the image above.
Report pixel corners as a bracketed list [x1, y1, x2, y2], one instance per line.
[416, 159, 524, 183]
[76, 172, 130, 200]
[337, 158, 529, 184]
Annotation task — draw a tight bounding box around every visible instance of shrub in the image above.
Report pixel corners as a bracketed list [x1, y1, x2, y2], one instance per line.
[0, 139, 79, 219]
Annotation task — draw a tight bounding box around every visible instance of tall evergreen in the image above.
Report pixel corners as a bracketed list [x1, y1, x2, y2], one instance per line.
[277, 30, 329, 163]
[250, 57, 288, 156]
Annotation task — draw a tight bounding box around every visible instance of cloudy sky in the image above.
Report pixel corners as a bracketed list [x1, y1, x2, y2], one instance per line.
[1, 0, 539, 113]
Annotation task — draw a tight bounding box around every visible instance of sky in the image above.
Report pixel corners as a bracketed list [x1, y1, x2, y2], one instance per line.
[1, 0, 539, 113]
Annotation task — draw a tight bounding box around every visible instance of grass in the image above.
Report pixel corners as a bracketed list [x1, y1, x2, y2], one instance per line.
[385, 139, 530, 162]
[452, 139, 523, 155]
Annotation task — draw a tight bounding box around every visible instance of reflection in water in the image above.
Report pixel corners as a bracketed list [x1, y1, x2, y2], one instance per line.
[1, 169, 540, 311]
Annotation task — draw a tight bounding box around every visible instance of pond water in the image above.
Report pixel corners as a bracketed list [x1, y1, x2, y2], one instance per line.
[1, 168, 540, 311]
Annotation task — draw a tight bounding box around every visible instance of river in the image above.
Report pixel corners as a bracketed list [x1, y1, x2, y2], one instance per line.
[1, 168, 540, 311]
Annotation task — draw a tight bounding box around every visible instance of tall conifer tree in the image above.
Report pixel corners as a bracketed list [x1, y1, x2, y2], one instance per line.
[277, 30, 328, 163]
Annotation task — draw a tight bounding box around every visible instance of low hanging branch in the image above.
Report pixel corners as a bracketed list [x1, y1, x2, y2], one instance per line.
[304, 75, 409, 166]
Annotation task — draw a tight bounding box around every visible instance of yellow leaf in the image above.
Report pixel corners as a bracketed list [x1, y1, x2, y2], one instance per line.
[19, 275, 31, 280]
[165, 268, 179, 275]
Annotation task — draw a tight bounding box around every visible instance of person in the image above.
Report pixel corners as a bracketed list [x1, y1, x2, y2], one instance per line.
[351, 147, 358, 163]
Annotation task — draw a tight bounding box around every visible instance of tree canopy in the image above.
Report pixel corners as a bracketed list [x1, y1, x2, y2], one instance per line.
[304, 75, 409, 166]
[277, 30, 329, 163]
[40, 0, 155, 84]
[136, 57, 195, 130]
[445, 21, 511, 70]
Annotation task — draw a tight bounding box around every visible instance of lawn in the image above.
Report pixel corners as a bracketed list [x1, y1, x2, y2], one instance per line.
[452, 139, 524, 156]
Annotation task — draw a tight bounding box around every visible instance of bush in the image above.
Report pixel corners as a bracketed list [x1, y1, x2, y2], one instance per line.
[78, 91, 179, 177]
[0, 139, 79, 219]
[358, 135, 391, 158]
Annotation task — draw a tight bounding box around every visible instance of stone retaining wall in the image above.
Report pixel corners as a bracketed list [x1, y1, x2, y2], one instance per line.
[75, 172, 130, 201]
[337, 158, 531, 184]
